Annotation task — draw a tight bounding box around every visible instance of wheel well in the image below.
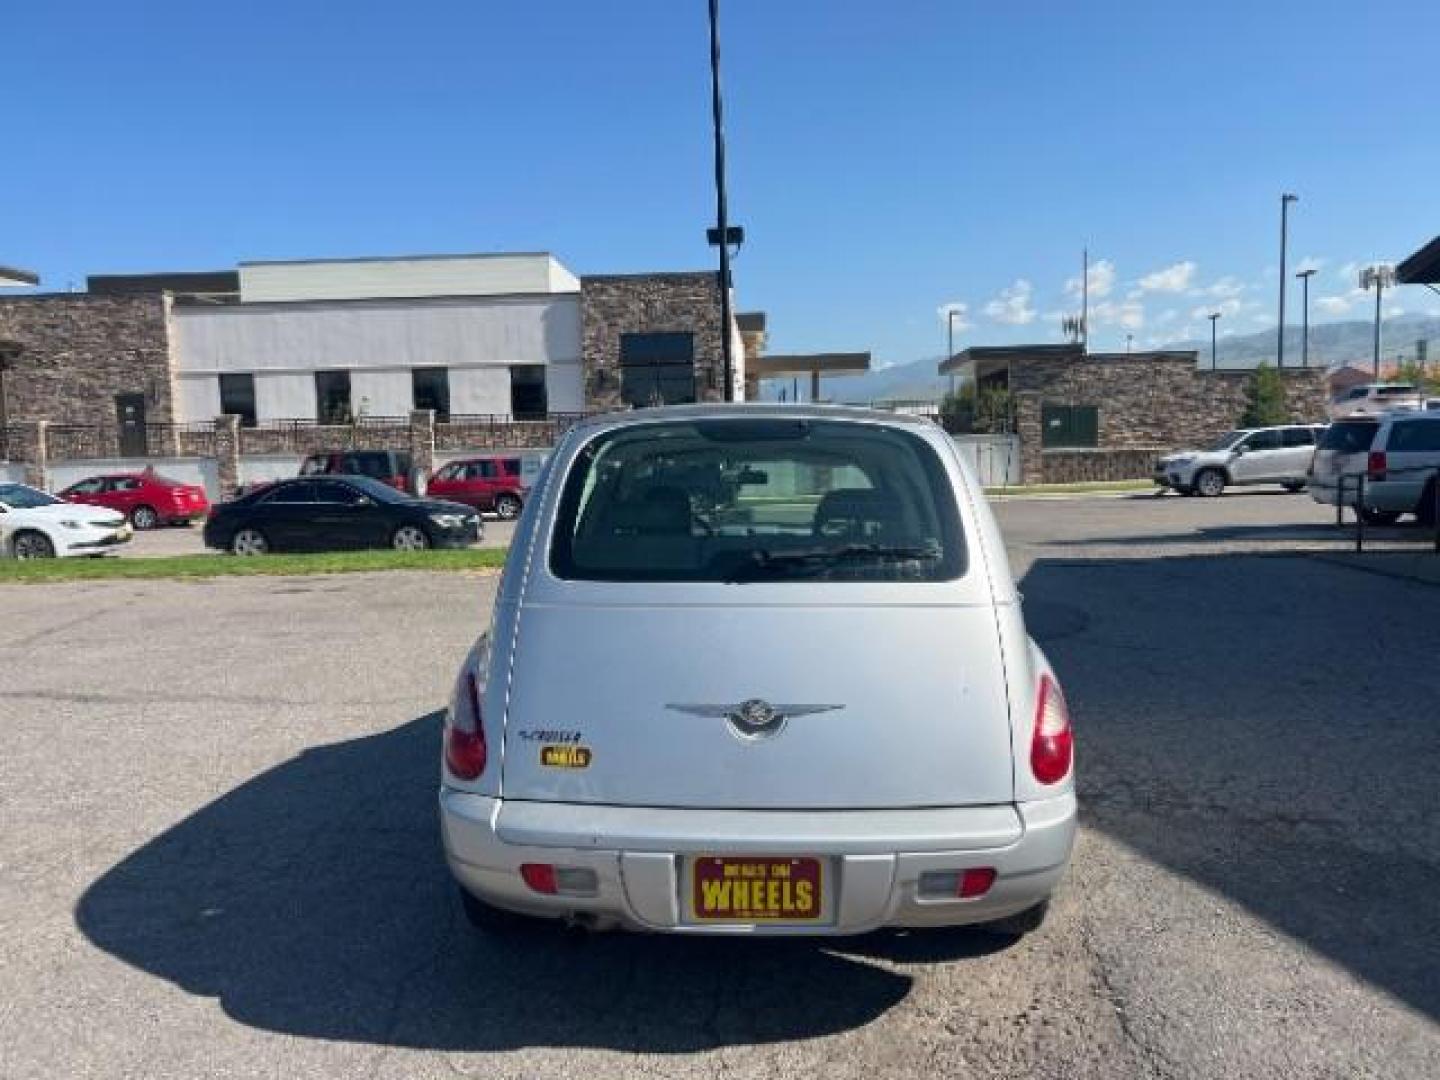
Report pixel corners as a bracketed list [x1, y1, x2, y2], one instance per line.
[9, 528, 54, 552]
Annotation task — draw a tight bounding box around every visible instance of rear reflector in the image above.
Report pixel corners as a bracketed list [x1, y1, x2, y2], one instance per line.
[958, 867, 997, 898]
[520, 864, 558, 894]
[1031, 673, 1074, 785]
[1368, 451, 1387, 478]
[519, 864, 599, 897]
[917, 867, 998, 899]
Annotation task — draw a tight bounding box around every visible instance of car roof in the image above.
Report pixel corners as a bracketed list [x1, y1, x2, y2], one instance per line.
[567, 402, 939, 434]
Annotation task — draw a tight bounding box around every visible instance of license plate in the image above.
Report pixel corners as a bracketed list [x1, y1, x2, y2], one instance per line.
[689, 856, 824, 923]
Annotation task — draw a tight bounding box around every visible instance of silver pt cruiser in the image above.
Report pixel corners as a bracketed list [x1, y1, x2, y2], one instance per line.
[440, 405, 1076, 936]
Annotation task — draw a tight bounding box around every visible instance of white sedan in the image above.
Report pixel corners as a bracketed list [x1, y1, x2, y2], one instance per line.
[0, 483, 133, 558]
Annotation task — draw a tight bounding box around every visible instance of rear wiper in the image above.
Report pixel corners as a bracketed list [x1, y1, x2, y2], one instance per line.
[729, 542, 941, 579]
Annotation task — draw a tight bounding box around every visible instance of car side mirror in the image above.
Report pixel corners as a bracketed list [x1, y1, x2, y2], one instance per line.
[1231, 445, 1247, 456]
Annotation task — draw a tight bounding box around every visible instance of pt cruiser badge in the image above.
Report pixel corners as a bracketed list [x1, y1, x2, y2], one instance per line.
[665, 699, 843, 741]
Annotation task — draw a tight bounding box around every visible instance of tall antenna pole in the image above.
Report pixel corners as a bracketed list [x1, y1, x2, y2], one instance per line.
[707, 0, 734, 401]
[1081, 247, 1089, 353]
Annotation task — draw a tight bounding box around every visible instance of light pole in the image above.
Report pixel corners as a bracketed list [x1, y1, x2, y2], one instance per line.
[1125, 332, 1133, 354]
[706, 0, 735, 401]
[946, 308, 962, 395]
[1209, 312, 1222, 370]
[1277, 193, 1298, 368]
[1296, 267, 1316, 368]
[1359, 264, 1397, 377]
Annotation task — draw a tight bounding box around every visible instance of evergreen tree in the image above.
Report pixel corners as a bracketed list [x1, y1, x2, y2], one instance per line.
[1238, 363, 1288, 427]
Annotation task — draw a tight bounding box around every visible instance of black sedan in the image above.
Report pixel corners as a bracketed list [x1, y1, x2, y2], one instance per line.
[203, 476, 483, 555]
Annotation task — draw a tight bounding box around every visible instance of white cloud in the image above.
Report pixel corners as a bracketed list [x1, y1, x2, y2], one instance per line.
[1199, 276, 1247, 300]
[1091, 297, 1145, 331]
[1337, 261, 1361, 282]
[936, 301, 971, 331]
[1156, 309, 1179, 325]
[1295, 256, 1326, 275]
[1315, 287, 1368, 316]
[1137, 260, 1196, 293]
[1190, 297, 1247, 320]
[1064, 258, 1115, 300]
[983, 279, 1036, 326]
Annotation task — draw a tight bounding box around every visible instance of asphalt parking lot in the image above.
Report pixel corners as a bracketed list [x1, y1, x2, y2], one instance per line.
[2, 492, 1436, 1079]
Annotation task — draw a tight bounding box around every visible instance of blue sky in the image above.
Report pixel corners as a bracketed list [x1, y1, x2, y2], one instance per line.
[6, 0, 1440, 367]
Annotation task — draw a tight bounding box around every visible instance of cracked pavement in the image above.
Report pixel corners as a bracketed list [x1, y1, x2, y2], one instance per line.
[1, 492, 1437, 1078]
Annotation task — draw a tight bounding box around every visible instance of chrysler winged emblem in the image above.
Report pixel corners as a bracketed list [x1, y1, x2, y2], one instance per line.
[665, 698, 843, 741]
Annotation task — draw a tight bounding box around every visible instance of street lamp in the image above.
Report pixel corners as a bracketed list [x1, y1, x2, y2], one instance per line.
[1359, 263, 1397, 377]
[1277, 193, 1298, 368]
[1296, 267, 1317, 368]
[1209, 312, 1222, 370]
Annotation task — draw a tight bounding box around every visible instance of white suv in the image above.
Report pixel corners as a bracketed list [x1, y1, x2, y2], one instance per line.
[1154, 425, 1325, 497]
[439, 405, 1075, 936]
[1310, 412, 1440, 525]
[1329, 383, 1423, 420]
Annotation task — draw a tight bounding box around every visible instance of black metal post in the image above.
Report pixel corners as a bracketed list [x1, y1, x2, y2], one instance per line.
[946, 310, 956, 396]
[1297, 268, 1315, 368]
[1355, 474, 1366, 553]
[1209, 314, 1219, 370]
[1277, 194, 1297, 369]
[707, 0, 734, 402]
[1372, 282, 1383, 377]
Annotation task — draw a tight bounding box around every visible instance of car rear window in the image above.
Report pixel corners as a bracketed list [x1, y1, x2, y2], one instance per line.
[1387, 420, 1440, 454]
[1376, 386, 1417, 397]
[1319, 421, 1378, 454]
[550, 419, 965, 583]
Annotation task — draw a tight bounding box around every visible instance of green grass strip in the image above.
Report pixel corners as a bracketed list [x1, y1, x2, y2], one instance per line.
[0, 547, 509, 583]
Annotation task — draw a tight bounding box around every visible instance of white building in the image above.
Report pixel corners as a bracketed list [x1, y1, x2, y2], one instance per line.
[170, 253, 584, 424]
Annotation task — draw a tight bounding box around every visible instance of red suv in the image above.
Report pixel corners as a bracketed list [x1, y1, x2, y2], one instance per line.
[59, 471, 211, 529]
[300, 451, 413, 492]
[427, 456, 529, 518]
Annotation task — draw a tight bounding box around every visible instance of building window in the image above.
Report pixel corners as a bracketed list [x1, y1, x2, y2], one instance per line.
[619, 332, 696, 407]
[315, 371, 352, 424]
[509, 365, 548, 420]
[1041, 404, 1098, 448]
[412, 367, 451, 421]
[218, 373, 257, 427]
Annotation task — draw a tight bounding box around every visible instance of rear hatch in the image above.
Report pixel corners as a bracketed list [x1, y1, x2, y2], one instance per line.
[497, 414, 1015, 811]
[1312, 420, 1378, 498]
[501, 602, 1015, 809]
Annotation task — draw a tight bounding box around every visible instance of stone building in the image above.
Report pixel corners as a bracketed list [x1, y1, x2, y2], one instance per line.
[942, 344, 1330, 484]
[0, 293, 176, 433]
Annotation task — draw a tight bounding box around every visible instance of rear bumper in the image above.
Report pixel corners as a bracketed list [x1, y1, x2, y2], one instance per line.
[440, 791, 1076, 934]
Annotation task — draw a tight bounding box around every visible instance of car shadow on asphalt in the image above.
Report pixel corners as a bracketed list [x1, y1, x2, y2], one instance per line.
[1045, 520, 1430, 548]
[74, 710, 1012, 1052]
[1022, 553, 1440, 1022]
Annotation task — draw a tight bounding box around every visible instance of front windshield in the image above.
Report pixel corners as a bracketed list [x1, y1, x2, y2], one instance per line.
[1204, 432, 1245, 453]
[551, 419, 964, 583]
[0, 484, 61, 510]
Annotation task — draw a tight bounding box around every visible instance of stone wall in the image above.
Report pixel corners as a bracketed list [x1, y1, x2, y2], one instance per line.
[1040, 448, 1164, 484]
[1012, 352, 1330, 483]
[0, 294, 175, 426]
[580, 273, 726, 410]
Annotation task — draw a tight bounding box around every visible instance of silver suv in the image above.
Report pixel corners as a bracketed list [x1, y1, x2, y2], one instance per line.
[1310, 412, 1440, 525]
[1154, 424, 1325, 497]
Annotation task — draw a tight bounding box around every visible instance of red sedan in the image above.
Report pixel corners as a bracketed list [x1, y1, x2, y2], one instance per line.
[58, 471, 211, 529]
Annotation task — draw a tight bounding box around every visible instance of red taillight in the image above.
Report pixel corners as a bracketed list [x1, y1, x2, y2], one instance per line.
[520, 863, 558, 894]
[1368, 451, 1387, 478]
[958, 867, 997, 898]
[1031, 673, 1073, 785]
[444, 669, 487, 780]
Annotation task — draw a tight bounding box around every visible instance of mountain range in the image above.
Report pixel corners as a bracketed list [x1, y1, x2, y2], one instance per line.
[793, 315, 1440, 404]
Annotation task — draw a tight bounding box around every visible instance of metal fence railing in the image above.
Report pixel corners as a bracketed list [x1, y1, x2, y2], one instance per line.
[43, 422, 219, 461]
[1335, 464, 1440, 554]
